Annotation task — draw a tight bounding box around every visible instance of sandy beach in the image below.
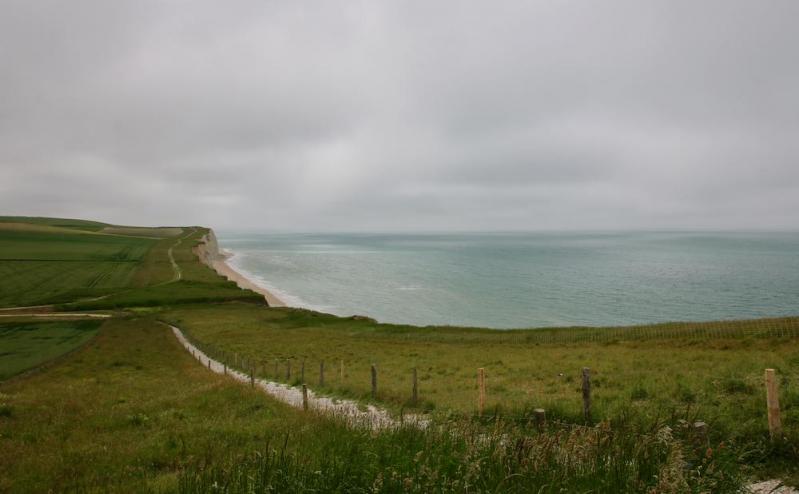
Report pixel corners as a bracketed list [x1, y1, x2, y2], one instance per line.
[194, 230, 288, 307]
[211, 255, 287, 307]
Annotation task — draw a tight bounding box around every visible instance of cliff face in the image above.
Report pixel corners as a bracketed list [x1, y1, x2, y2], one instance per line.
[194, 229, 221, 267]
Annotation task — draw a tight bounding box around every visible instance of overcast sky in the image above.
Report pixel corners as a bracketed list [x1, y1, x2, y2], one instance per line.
[1, 1, 798, 231]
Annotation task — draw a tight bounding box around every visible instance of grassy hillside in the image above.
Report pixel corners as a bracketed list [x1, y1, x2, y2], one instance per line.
[0, 216, 794, 491]
[0, 222, 262, 309]
[162, 304, 799, 476]
[0, 316, 743, 493]
[0, 319, 102, 380]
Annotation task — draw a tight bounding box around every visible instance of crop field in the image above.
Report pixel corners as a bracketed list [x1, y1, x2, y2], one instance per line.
[0, 319, 102, 380]
[101, 226, 184, 238]
[0, 216, 108, 232]
[0, 227, 158, 307]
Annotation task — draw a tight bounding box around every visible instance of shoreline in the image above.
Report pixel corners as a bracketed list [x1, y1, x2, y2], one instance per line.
[211, 251, 287, 308]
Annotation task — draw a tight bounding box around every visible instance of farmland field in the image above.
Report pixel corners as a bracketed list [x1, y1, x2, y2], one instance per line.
[0, 320, 102, 380]
[0, 226, 159, 307]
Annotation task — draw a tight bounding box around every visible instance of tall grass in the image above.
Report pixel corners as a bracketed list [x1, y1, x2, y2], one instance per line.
[177, 416, 744, 493]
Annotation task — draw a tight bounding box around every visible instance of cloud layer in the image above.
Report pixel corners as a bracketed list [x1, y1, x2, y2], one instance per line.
[1, 1, 798, 230]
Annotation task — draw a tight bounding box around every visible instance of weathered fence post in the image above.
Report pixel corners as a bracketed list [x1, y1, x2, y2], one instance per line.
[693, 421, 708, 439]
[765, 369, 782, 439]
[274, 359, 279, 379]
[286, 359, 292, 381]
[478, 368, 486, 416]
[301, 359, 306, 383]
[224, 362, 227, 375]
[302, 384, 309, 411]
[582, 367, 592, 423]
[371, 364, 378, 399]
[250, 367, 255, 387]
[411, 367, 418, 406]
[208, 358, 211, 370]
[319, 360, 325, 387]
[534, 408, 546, 430]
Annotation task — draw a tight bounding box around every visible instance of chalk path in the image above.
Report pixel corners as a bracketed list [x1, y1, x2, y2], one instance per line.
[169, 324, 428, 430]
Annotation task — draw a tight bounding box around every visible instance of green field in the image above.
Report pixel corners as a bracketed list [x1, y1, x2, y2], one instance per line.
[0, 216, 795, 491]
[0, 216, 109, 232]
[0, 222, 259, 309]
[0, 320, 102, 380]
[163, 305, 799, 473]
[0, 224, 159, 307]
[0, 316, 743, 493]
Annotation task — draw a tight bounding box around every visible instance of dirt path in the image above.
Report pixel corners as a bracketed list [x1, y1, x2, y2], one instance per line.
[163, 228, 196, 284]
[169, 323, 427, 430]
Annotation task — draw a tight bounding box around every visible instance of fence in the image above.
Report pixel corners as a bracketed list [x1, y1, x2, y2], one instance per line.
[177, 319, 794, 440]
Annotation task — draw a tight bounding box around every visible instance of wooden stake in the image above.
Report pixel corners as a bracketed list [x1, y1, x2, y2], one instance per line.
[411, 367, 418, 406]
[302, 384, 309, 411]
[765, 369, 782, 439]
[478, 368, 486, 416]
[319, 360, 325, 387]
[286, 359, 291, 381]
[371, 364, 378, 399]
[250, 367, 254, 387]
[301, 359, 306, 383]
[274, 359, 278, 379]
[208, 358, 211, 369]
[534, 408, 546, 430]
[224, 363, 227, 375]
[582, 367, 592, 423]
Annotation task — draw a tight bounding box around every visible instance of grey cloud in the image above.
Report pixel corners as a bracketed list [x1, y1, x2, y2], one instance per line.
[1, 0, 798, 231]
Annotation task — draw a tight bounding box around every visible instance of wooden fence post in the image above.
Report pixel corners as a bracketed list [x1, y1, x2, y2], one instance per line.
[208, 358, 211, 370]
[302, 384, 309, 411]
[765, 369, 782, 439]
[250, 367, 255, 387]
[274, 359, 278, 379]
[301, 359, 306, 383]
[319, 360, 325, 387]
[582, 367, 592, 423]
[371, 364, 378, 399]
[411, 367, 418, 406]
[224, 362, 227, 375]
[478, 368, 486, 416]
[286, 359, 291, 381]
[534, 408, 546, 430]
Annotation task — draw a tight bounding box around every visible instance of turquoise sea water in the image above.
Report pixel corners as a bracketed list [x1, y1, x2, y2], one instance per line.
[217, 232, 799, 329]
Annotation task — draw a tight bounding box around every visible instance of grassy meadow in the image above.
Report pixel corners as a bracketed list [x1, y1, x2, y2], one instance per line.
[0, 216, 796, 491]
[162, 305, 799, 476]
[1, 316, 742, 493]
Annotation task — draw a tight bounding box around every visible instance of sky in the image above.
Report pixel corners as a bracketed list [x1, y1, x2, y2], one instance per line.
[1, 1, 798, 232]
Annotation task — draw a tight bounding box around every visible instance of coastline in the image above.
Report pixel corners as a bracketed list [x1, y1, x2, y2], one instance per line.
[194, 229, 288, 308]
[211, 251, 287, 308]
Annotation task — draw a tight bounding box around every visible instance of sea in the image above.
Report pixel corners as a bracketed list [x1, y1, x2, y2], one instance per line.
[216, 231, 799, 329]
